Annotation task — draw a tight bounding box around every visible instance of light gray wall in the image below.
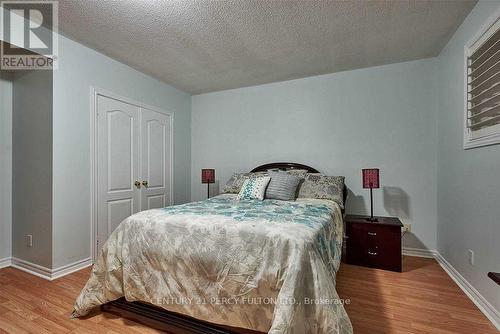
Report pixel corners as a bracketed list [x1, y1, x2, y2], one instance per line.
[0, 71, 12, 262]
[52, 35, 192, 268]
[12, 70, 53, 268]
[192, 58, 438, 250]
[436, 0, 500, 314]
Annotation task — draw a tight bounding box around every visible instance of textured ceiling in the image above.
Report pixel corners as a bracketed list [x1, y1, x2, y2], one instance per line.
[58, 0, 477, 94]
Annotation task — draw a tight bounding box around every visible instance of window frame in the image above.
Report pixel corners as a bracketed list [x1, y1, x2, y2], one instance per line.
[464, 12, 500, 150]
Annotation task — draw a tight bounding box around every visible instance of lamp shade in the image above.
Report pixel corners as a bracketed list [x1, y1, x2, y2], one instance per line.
[362, 168, 380, 189]
[201, 169, 215, 184]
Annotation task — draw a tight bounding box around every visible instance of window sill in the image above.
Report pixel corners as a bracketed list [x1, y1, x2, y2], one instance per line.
[464, 133, 500, 150]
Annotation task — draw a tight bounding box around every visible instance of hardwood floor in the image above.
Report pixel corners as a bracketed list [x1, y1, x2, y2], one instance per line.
[337, 256, 497, 333]
[0, 256, 496, 333]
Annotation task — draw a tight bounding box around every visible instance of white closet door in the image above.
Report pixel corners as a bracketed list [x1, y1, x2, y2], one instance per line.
[97, 95, 140, 253]
[140, 108, 172, 210]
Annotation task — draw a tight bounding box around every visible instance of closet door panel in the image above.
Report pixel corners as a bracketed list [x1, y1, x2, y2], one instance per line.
[146, 120, 165, 188]
[97, 96, 140, 254]
[140, 108, 171, 210]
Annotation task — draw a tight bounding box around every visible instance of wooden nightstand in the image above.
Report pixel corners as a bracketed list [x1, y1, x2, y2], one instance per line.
[345, 214, 403, 272]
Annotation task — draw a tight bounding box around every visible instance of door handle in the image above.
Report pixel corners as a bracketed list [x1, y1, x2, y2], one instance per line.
[142, 180, 148, 187]
[134, 181, 141, 188]
[368, 251, 378, 256]
[368, 232, 377, 236]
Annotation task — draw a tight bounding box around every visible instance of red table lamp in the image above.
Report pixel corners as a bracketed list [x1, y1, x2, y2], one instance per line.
[362, 168, 380, 222]
[201, 169, 215, 199]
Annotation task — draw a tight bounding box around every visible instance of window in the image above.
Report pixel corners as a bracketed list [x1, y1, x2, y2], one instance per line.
[465, 14, 500, 149]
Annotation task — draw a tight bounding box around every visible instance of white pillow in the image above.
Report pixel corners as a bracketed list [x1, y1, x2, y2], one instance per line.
[237, 176, 271, 200]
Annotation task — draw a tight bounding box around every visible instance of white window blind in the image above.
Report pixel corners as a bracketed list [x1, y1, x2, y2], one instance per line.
[465, 15, 500, 149]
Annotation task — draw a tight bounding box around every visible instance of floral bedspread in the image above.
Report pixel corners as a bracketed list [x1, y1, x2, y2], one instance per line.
[72, 194, 352, 334]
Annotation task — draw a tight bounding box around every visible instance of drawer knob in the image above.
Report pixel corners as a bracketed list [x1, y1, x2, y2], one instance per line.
[368, 232, 377, 236]
[368, 251, 378, 256]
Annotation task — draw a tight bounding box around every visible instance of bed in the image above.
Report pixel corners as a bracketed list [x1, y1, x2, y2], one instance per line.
[72, 163, 352, 334]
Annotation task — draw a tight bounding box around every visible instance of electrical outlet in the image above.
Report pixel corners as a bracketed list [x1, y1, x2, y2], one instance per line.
[26, 235, 33, 248]
[403, 224, 412, 233]
[468, 249, 474, 265]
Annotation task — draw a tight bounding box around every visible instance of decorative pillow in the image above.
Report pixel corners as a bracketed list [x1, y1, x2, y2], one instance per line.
[237, 177, 271, 200]
[265, 171, 301, 201]
[285, 169, 309, 178]
[266, 168, 308, 178]
[223, 172, 268, 194]
[297, 174, 345, 207]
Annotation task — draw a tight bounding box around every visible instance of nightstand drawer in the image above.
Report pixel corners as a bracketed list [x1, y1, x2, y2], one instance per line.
[345, 220, 402, 272]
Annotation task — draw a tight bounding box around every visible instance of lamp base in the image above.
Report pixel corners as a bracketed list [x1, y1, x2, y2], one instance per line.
[365, 217, 379, 222]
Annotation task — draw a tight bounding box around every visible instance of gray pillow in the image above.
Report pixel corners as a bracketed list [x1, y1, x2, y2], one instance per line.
[265, 171, 301, 201]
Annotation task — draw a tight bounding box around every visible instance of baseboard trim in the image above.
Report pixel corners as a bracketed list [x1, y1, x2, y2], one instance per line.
[51, 257, 93, 280]
[402, 247, 436, 258]
[0, 257, 12, 269]
[10, 257, 93, 281]
[11, 257, 52, 280]
[434, 253, 500, 331]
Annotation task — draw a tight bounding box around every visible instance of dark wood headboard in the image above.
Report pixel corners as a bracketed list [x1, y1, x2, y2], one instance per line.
[250, 162, 347, 210]
[251, 162, 319, 173]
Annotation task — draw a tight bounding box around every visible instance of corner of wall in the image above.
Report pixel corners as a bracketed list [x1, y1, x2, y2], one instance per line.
[0, 71, 13, 262]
